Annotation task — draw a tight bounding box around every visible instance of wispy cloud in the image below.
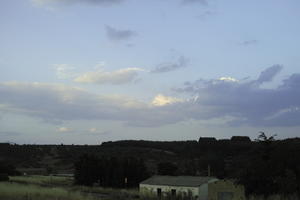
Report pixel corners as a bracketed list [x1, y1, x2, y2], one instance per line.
[57, 127, 72, 132]
[74, 68, 144, 85]
[151, 56, 189, 73]
[239, 40, 259, 46]
[105, 25, 137, 42]
[31, 0, 124, 6]
[54, 64, 77, 79]
[196, 10, 215, 20]
[181, 0, 208, 6]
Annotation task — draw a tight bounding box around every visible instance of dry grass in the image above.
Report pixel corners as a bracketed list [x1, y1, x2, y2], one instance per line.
[0, 182, 95, 200]
[7, 175, 140, 200]
[10, 175, 73, 186]
[248, 195, 300, 200]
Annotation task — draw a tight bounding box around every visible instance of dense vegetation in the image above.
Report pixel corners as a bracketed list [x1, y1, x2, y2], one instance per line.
[1, 134, 300, 197]
[74, 154, 149, 187]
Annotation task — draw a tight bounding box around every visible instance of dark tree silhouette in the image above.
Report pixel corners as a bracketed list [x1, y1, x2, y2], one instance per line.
[74, 154, 149, 187]
[157, 162, 178, 176]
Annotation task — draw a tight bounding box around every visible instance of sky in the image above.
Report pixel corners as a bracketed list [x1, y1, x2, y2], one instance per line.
[0, 0, 300, 144]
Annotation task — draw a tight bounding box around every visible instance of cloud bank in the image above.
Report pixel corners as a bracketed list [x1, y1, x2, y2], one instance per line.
[0, 82, 181, 127]
[1, 65, 299, 127]
[175, 65, 300, 126]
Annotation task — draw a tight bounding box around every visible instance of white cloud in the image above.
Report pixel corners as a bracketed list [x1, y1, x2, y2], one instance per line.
[218, 77, 239, 82]
[89, 128, 97, 133]
[54, 64, 76, 79]
[57, 127, 72, 132]
[152, 94, 183, 106]
[74, 68, 144, 85]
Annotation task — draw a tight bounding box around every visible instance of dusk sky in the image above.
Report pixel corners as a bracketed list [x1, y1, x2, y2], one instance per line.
[1, 0, 300, 144]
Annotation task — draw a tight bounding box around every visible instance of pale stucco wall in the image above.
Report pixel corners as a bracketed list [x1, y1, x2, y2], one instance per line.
[207, 180, 246, 200]
[198, 179, 218, 200]
[140, 183, 201, 198]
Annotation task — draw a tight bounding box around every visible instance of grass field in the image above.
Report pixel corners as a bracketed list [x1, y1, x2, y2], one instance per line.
[10, 175, 73, 186]
[0, 175, 298, 200]
[0, 182, 95, 200]
[2, 175, 140, 200]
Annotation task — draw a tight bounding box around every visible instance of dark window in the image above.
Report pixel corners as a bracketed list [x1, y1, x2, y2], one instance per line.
[217, 192, 233, 200]
[171, 189, 176, 196]
[157, 188, 162, 198]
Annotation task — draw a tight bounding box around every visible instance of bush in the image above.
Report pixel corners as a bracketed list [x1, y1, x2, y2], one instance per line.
[0, 173, 9, 181]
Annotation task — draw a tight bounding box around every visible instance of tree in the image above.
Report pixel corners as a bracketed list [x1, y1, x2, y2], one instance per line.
[236, 132, 300, 196]
[74, 154, 149, 187]
[157, 162, 177, 176]
[74, 154, 100, 186]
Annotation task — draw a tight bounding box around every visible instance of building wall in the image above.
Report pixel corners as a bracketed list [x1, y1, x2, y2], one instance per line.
[198, 178, 219, 200]
[208, 180, 246, 200]
[140, 183, 202, 198]
[198, 183, 208, 200]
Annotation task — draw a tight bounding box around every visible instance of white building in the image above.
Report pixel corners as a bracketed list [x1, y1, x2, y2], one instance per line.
[139, 176, 245, 200]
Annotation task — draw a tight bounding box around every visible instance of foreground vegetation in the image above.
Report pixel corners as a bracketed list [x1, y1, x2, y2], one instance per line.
[0, 182, 95, 200]
[10, 175, 73, 186]
[1, 175, 140, 200]
[0, 176, 298, 200]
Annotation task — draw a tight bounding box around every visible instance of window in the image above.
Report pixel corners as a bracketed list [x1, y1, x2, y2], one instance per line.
[171, 189, 176, 196]
[157, 188, 162, 198]
[217, 192, 233, 200]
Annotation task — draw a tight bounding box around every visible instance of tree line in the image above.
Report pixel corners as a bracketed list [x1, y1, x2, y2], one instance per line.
[74, 154, 149, 187]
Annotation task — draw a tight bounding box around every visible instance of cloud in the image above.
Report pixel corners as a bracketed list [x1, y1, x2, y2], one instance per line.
[54, 64, 76, 79]
[240, 40, 259, 46]
[1, 65, 300, 128]
[57, 127, 72, 132]
[32, 0, 124, 6]
[182, 0, 208, 6]
[89, 128, 97, 133]
[86, 128, 109, 135]
[74, 68, 144, 84]
[175, 65, 300, 127]
[152, 94, 184, 106]
[151, 56, 189, 73]
[0, 82, 162, 126]
[105, 25, 137, 41]
[256, 64, 282, 84]
[218, 77, 239, 82]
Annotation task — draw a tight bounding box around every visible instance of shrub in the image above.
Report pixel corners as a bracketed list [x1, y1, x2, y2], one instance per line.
[0, 173, 9, 181]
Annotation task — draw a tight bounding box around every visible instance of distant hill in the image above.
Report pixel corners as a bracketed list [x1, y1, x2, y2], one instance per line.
[1, 137, 300, 178]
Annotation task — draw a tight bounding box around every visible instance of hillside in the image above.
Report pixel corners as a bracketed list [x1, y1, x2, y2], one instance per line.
[1, 137, 300, 178]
